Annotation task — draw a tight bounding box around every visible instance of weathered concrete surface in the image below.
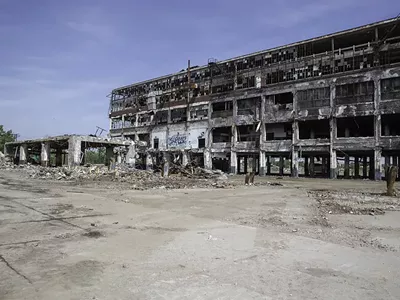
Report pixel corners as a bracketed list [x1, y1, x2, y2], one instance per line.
[1, 171, 400, 299]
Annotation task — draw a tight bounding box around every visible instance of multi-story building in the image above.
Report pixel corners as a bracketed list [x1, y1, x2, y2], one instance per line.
[109, 17, 400, 180]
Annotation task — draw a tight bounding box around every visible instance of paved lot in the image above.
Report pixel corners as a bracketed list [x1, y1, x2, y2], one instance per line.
[1, 170, 400, 299]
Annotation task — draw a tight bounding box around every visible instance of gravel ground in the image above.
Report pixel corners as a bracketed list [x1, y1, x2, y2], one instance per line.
[1, 170, 400, 300]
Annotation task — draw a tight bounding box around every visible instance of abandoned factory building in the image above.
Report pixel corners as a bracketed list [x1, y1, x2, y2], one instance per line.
[109, 17, 400, 180]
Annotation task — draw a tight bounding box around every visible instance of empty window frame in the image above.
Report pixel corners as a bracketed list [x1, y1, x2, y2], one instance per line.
[212, 101, 233, 118]
[212, 127, 231, 143]
[299, 120, 330, 139]
[170, 108, 187, 123]
[237, 97, 260, 115]
[265, 123, 292, 140]
[155, 110, 168, 124]
[337, 116, 374, 137]
[336, 81, 374, 105]
[381, 77, 400, 100]
[298, 87, 330, 109]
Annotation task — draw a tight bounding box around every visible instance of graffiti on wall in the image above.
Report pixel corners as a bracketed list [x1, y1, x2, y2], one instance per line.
[168, 133, 187, 148]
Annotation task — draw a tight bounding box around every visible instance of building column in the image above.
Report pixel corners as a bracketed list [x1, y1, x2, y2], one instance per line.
[305, 157, 309, 176]
[279, 156, 284, 176]
[384, 156, 390, 178]
[374, 149, 382, 180]
[259, 151, 266, 176]
[41, 142, 50, 167]
[267, 155, 271, 175]
[162, 152, 170, 177]
[56, 148, 63, 167]
[344, 155, 350, 179]
[310, 156, 315, 178]
[330, 151, 337, 179]
[126, 143, 136, 167]
[291, 148, 299, 178]
[182, 151, 189, 167]
[230, 151, 237, 174]
[105, 146, 114, 167]
[244, 156, 248, 174]
[369, 156, 374, 179]
[354, 157, 360, 178]
[363, 157, 368, 178]
[19, 144, 28, 164]
[145, 153, 153, 171]
[329, 116, 337, 179]
[68, 138, 82, 167]
[204, 148, 212, 170]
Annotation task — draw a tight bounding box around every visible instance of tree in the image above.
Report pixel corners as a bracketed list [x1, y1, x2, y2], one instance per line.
[0, 125, 16, 153]
[85, 148, 106, 164]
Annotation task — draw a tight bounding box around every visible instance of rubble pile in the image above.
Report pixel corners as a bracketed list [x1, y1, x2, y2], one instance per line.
[1, 162, 231, 189]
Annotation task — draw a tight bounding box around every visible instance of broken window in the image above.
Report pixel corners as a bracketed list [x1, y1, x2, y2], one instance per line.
[138, 134, 150, 145]
[155, 110, 168, 124]
[237, 125, 259, 142]
[170, 108, 187, 123]
[198, 138, 205, 148]
[381, 78, 400, 100]
[237, 97, 260, 116]
[265, 123, 292, 140]
[189, 105, 208, 120]
[382, 114, 400, 136]
[153, 138, 159, 149]
[212, 101, 233, 118]
[298, 87, 330, 109]
[267, 92, 293, 110]
[336, 81, 374, 105]
[137, 113, 152, 126]
[299, 120, 330, 139]
[212, 127, 231, 143]
[337, 116, 374, 137]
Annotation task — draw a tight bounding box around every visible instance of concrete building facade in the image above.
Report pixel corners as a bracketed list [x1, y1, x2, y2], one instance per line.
[109, 18, 400, 179]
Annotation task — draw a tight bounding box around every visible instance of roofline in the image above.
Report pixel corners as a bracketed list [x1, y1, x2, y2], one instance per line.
[112, 17, 398, 92]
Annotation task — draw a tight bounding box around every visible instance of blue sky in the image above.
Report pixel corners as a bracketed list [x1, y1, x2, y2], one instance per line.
[0, 0, 398, 139]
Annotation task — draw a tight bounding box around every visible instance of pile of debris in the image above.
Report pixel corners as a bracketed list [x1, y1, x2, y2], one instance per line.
[1, 162, 231, 189]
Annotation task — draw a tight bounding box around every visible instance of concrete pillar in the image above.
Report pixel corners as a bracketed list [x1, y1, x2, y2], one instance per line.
[182, 151, 189, 167]
[204, 148, 212, 170]
[368, 156, 373, 179]
[162, 152, 170, 177]
[117, 154, 122, 164]
[19, 144, 28, 164]
[330, 151, 337, 179]
[354, 157, 360, 178]
[384, 156, 390, 178]
[105, 146, 114, 167]
[244, 156, 248, 173]
[344, 155, 350, 179]
[363, 157, 368, 178]
[305, 157, 309, 176]
[126, 143, 136, 167]
[267, 155, 271, 175]
[374, 149, 382, 180]
[329, 116, 337, 179]
[56, 149, 63, 167]
[41, 142, 50, 167]
[291, 148, 299, 178]
[230, 151, 237, 174]
[259, 151, 266, 176]
[146, 153, 153, 171]
[279, 156, 284, 176]
[310, 156, 315, 178]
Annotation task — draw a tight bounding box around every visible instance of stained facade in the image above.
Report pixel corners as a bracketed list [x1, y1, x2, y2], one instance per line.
[109, 18, 400, 179]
